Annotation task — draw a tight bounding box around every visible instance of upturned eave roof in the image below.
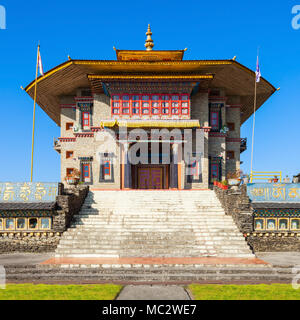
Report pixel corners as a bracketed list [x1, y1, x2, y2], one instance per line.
[25, 59, 276, 126]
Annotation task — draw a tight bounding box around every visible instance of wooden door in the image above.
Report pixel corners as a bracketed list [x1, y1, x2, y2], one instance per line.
[138, 167, 163, 189]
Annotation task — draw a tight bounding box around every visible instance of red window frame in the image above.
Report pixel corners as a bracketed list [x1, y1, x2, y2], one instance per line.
[141, 95, 150, 115]
[210, 111, 219, 130]
[121, 94, 130, 115]
[82, 164, 90, 179]
[111, 94, 190, 118]
[171, 94, 180, 115]
[131, 95, 140, 116]
[82, 112, 90, 129]
[181, 94, 190, 116]
[103, 161, 111, 176]
[111, 95, 121, 115]
[211, 163, 219, 181]
[226, 151, 235, 160]
[227, 122, 235, 131]
[151, 94, 160, 115]
[66, 122, 74, 131]
[66, 168, 74, 177]
[161, 95, 170, 115]
[66, 151, 74, 159]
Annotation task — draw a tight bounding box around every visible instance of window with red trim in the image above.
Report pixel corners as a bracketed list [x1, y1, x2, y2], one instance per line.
[121, 95, 130, 115]
[171, 95, 180, 115]
[151, 95, 160, 115]
[227, 122, 235, 131]
[66, 151, 74, 159]
[161, 95, 170, 115]
[82, 112, 90, 129]
[112, 95, 120, 115]
[210, 111, 219, 130]
[132, 95, 140, 116]
[66, 122, 74, 131]
[82, 164, 90, 178]
[103, 161, 111, 176]
[181, 95, 189, 115]
[66, 168, 74, 177]
[226, 151, 235, 160]
[211, 163, 219, 181]
[111, 94, 190, 118]
[141, 95, 150, 115]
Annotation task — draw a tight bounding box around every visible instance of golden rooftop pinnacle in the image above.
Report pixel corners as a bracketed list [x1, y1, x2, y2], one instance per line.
[145, 24, 154, 51]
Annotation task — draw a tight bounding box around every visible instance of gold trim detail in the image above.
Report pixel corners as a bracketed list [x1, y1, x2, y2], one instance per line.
[88, 74, 214, 80]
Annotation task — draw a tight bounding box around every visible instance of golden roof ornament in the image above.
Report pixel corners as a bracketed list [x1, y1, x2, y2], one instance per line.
[145, 24, 154, 51]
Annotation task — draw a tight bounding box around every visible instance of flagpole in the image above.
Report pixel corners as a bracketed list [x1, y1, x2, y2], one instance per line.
[30, 44, 40, 182]
[250, 76, 257, 183]
[250, 51, 259, 183]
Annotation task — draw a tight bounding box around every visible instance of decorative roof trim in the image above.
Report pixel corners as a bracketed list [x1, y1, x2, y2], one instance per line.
[25, 59, 276, 93]
[88, 74, 214, 80]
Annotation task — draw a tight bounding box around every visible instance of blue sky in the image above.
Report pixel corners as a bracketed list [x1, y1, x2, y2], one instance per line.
[0, 0, 299, 182]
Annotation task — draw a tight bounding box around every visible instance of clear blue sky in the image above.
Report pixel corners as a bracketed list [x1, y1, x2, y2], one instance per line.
[0, 0, 299, 182]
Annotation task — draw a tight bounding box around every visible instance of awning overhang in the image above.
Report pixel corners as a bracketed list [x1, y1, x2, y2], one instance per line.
[25, 59, 277, 126]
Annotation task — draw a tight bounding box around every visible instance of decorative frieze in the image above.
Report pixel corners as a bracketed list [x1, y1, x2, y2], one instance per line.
[74, 133, 94, 138]
[58, 137, 76, 142]
[74, 97, 93, 103]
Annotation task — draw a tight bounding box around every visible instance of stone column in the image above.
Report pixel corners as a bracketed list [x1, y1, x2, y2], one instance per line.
[124, 143, 131, 189]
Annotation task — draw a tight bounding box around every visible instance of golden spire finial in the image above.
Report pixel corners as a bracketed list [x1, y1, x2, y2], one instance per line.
[145, 24, 154, 51]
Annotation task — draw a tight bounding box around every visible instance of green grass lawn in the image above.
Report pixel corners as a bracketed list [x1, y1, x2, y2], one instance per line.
[0, 284, 122, 300]
[188, 284, 300, 300]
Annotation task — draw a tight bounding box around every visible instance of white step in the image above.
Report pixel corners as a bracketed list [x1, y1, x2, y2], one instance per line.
[56, 190, 254, 259]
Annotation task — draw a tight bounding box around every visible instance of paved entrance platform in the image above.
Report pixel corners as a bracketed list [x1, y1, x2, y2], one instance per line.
[117, 285, 191, 300]
[41, 257, 268, 266]
[0, 253, 53, 266]
[257, 252, 300, 266]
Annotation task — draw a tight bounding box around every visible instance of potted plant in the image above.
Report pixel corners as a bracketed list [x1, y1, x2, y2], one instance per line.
[227, 170, 241, 186]
[220, 125, 229, 134]
[221, 180, 229, 190]
[273, 175, 279, 183]
[64, 168, 81, 186]
[242, 174, 250, 184]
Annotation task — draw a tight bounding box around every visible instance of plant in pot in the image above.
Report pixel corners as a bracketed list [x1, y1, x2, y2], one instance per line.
[212, 178, 218, 186]
[221, 180, 229, 190]
[64, 168, 81, 186]
[226, 170, 241, 186]
[242, 174, 250, 184]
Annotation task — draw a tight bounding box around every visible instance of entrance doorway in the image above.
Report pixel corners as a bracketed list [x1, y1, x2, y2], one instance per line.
[137, 166, 167, 189]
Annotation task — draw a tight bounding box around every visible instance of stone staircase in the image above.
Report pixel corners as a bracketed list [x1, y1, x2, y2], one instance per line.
[55, 190, 254, 258]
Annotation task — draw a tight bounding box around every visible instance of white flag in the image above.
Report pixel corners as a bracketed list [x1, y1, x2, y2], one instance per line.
[255, 56, 261, 83]
[38, 51, 44, 76]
